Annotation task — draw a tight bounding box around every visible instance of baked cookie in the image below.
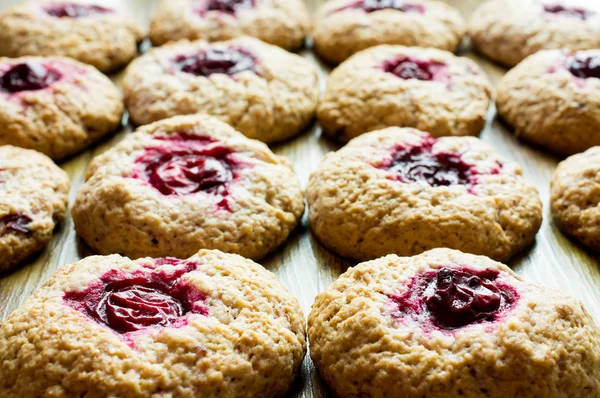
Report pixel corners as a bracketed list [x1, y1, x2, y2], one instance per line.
[72, 114, 305, 260]
[317, 45, 492, 143]
[550, 147, 600, 250]
[497, 49, 600, 156]
[306, 127, 542, 262]
[0, 0, 144, 73]
[149, 0, 309, 51]
[123, 37, 319, 144]
[308, 248, 600, 397]
[312, 0, 466, 65]
[469, 0, 600, 67]
[0, 146, 69, 272]
[0, 250, 306, 397]
[0, 56, 124, 161]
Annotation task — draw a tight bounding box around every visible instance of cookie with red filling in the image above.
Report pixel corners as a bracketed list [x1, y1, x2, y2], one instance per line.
[123, 37, 319, 144]
[306, 127, 542, 261]
[469, 0, 600, 67]
[312, 0, 466, 64]
[550, 147, 600, 250]
[0, 145, 69, 272]
[0, 56, 123, 161]
[149, 0, 309, 51]
[0, 0, 143, 73]
[497, 49, 600, 155]
[72, 114, 304, 260]
[308, 248, 600, 397]
[0, 249, 306, 397]
[317, 45, 492, 143]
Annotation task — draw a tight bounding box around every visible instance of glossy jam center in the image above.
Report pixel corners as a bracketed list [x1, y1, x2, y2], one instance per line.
[566, 52, 600, 79]
[135, 134, 239, 196]
[0, 214, 32, 234]
[63, 258, 208, 334]
[0, 63, 61, 93]
[382, 57, 448, 81]
[172, 48, 255, 77]
[205, 0, 255, 14]
[43, 2, 112, 18]
[543, 4, 593, 20]
[334, 0, 425, 13]
[390, 267, 517, 330]
[384, 139, 475, 187]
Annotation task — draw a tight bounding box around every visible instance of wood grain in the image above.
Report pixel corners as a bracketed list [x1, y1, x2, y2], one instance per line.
[0, 1, 598, 397]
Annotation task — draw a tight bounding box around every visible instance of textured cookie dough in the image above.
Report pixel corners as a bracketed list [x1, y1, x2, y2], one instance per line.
[306, 127, 542, 262]
[123, 37, 319, 144]
[0, 56, 124, 161]
[312, 0, 466, 65]
[72, 114, 305, 260]
[469, 0, 600, 67]
[308, 248, 600, 398]
[0, 145, 69, 272]
[0, 249, 306, 397]
[497, 49, 600, 156]
[0, 0, 144, 73]
[317, 45, 492, 143]
[149, 0, 309, 51]
[551, 147, 600, 250]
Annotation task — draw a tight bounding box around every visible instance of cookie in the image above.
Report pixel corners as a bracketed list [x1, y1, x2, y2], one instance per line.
[0, 249, 306, 397]
[308, 248, 600, 397]
[0, 0, 144, 73]
[317, 45, 492, 143]
[0, 56, 124, 161]
[72, 114, 305, 260]
[497, 49, 600, 156]
[312, 0, 466, 65]
[469, 0, 600, 67]
[550, 147, 600, 250]
[123, 37, 319, 144]
[149, 0, 309, 51]
[306, 127, 542, 262]
[0, 146, 70, 272]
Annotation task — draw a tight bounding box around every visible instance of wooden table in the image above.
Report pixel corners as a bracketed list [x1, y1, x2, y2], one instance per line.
[0, 1, 598, 397]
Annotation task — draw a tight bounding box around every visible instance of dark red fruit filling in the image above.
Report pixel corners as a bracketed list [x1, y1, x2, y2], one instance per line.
[382, 57, 448, 82]
[172, 48, 256, 77]
[205, 0, 255, 14]
[0, 214, 32, 234]
[43, 2, 112, 18]
[0, 63, 61, 93]
[135, 133, 243, 197]
[543, 4, 593, 20]
[333, 0, 425, 13]
[566, 52, 600, 79]
[63, 258, 208, 333]
[382, 139, 477, 187]
[389, 267, 518, 330]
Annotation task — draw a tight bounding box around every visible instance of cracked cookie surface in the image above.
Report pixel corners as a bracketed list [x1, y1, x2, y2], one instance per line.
[0, 145, 69, 272]
[72, 114, 305, 260]
[317, 45, 492, 143]
[0, 249, 306, 397]
[308, 248, 600, 398]
[306, 127, 542, 262]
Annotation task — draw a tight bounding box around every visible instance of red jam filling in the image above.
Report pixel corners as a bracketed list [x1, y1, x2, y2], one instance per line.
[0, 214, 32, 234]
[381, 56, 449, 82]
[389, 267, 518, 330]
[201, 0, 255, 14]
[43, 2, 113, 18]
[0, 63, 62, 93]
[566, 52, 600, 79]
[134, 133, 243, 201]
[63, 258, 208, 334]
[333, 0, 425, 14]
[172, 48, 256, 77]
[543, 4, 593, 20]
